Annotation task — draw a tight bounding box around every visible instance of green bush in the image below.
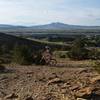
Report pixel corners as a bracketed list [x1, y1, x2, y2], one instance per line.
[68, 38, 89, 60]
[88, 49, 100, 60]
[68, 48, 89, 60]
[12, 44, 33, 65]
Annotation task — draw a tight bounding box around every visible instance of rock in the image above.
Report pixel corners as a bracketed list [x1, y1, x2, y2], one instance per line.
[78, 69, 88, 74]
[26, 96, 34, 100]
[61, 83, 70, 89]
[43, 93, 57, 100]
[61, 83, 67, 88]
[4, 93, 18, 99]
[26, 71, 34, 74]
[47, 78, 63, 85]
[48, 73, 58, 80]
[90, 76, 100, 84]
[75, 87, 94, 98]
[61, 89, 67, 94]
[61, 96, 70, 100]
[70, 85, 79, 91]
[77, 98, 87, 100]
[56, 94, 70, 100]
[0, 98, 3, 100]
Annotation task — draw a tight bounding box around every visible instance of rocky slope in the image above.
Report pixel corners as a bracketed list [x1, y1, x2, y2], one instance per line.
[0, 64, 100, 100]
[0, 65, 100, 100]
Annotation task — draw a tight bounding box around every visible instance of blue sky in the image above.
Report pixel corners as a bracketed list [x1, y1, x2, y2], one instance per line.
[0, 0, 100, 26]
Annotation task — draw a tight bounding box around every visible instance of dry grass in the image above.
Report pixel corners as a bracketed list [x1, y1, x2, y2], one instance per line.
[56, 58, 94, 68]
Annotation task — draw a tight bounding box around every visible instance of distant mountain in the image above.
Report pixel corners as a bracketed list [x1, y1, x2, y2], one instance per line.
[0, 22, 100, 30]
[31, 22, 100, 30]
[0, 24, 14, 28]
[31, 22, 70, 30]
[0, 24, 26, 29]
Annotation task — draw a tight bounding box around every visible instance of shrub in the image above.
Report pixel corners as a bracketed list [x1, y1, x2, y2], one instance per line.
[88, 49, 100, 60]
[68, 38, 89, 60]
[68, 48, 89, 60]
[12, 44, 33, 65]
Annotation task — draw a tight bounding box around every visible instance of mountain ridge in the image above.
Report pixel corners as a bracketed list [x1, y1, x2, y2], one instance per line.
[0, 22, 100, 30]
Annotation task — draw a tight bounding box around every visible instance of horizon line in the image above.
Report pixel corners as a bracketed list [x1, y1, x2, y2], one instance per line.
[0, 22, 100, 27]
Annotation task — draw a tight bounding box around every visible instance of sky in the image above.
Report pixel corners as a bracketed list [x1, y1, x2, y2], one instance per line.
[0, 0, 100, 26]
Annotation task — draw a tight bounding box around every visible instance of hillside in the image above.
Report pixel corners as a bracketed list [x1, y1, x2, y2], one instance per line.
[0, 32, 69, 51]
[0, 32, 38, 50]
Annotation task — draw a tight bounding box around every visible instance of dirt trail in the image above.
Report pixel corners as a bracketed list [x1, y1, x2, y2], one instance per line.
[0, 64, 100, 100]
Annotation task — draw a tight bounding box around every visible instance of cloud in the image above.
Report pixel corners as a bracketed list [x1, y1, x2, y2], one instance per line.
[0, 0, 100, 25]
